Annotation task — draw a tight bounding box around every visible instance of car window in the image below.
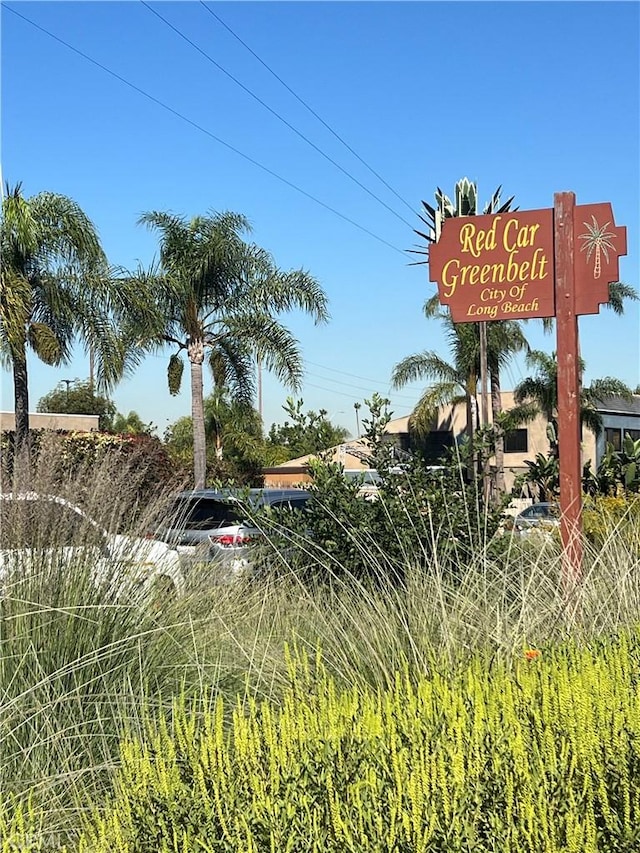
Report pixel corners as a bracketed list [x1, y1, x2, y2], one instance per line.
[269, 498, 309, 511]
[170, 498, 246, 530]
[519, 506, 536, 519]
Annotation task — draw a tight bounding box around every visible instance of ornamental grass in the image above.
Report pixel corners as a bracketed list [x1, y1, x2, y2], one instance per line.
[2, 445, 640, 849]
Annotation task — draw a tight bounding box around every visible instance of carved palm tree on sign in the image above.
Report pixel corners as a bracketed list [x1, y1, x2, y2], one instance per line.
[579, 215, 616, 279]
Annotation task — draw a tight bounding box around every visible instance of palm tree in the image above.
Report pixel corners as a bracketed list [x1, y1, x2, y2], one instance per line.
[1, 183, 129, 452]
[513, 350, 633, 454]
[136, 209, 329, 488]
[204, 387, 263, 461]
[400, 179, 526, 492]
[419, 291, 530, 488]
[409, 178, 515, 264]
[391, 316, 480, 442]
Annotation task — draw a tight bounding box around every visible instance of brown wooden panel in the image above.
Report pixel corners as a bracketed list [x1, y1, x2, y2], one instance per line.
[428, 209, 555, 322]
[574, 202, 627, 315]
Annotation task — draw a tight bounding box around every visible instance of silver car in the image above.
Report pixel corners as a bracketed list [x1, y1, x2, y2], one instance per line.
[511, 501, 560, 534]
[153, 488, 311, 578]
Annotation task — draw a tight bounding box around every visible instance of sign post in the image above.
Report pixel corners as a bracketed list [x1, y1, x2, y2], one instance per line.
[554, 192, 583, 581]
[428, 194, 627, 587]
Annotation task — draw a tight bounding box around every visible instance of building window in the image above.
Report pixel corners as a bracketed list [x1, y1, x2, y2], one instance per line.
[624, 429, 640, 443]
[422, 430, 454, 463]
[504, 429, 528, 454]
[605, 427, 622, 451]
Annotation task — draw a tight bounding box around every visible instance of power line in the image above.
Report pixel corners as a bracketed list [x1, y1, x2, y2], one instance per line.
[4, 4, 408, 258]
[144, 350, 418, 402]
[140, 1, 415, 230]
[304, 369, 418, 402]
[199, 1, 419, 221]
[302, 379, 415, 411]
[304, 358, 407, 389]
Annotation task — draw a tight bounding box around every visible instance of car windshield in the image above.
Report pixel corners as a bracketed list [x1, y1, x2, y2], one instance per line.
[167, 497, 247, 531]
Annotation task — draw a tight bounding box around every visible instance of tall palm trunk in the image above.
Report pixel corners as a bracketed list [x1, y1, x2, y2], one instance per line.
[188, 339, 207, 489]
[490, 365, 505, 496]
[12, 344, 30, 455]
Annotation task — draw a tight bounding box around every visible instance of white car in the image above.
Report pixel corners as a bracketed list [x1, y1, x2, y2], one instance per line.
[0, 493, 184, 601]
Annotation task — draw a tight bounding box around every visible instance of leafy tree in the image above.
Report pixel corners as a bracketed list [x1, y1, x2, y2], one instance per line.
[596, 434, 640, 495]
[110, 410, 155, 435]
[1, 183, 131, 452]
[134, 210, 329, 489]
[164, 389, 266, 485]
[36, 379, 116, 431]
[266, 397, 350, 461]
[256, 395, 507, 587]
[513, 350, 633, 454]
[204, 387, 263, 461]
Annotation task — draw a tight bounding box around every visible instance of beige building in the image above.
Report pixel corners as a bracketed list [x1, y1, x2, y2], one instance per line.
[263, 393, 640, 494]
[0, 411, 100, 432]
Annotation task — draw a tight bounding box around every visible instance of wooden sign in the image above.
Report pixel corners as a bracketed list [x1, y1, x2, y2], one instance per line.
[428, 209, 555, 322]
[428, 194, 627, 584]
[429, 203, 627, 322]
[574, 203, 627, 315]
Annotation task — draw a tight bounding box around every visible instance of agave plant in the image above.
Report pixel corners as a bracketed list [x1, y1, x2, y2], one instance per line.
[408, 177, 516, 263]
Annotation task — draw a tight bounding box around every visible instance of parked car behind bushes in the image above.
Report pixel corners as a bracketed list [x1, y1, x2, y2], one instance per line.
[0, 492, 184, 602]
[152, 488, 312, 580]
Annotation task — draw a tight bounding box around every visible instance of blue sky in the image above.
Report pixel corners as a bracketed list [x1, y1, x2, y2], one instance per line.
[2, 0, 639, 438]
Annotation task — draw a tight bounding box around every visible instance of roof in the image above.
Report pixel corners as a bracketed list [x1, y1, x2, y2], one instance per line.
[270, 438, 372, 470]
[384, 415, 411, 434]
[594, 394, 640, 416]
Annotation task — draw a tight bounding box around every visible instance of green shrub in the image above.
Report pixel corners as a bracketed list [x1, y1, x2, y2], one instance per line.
[257, 457, 505, 588]
[77, 633, 640, 852]
[583, 493, 640, 546]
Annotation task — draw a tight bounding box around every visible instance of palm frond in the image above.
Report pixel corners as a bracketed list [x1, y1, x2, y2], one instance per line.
[584, 377, 633, 405]
[391, 351, 462, 389]
[26, 322, 64, 365]
[606, 281, 639, 315]
[207, 338, 255, 406]
[410, 382, 463, 435]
